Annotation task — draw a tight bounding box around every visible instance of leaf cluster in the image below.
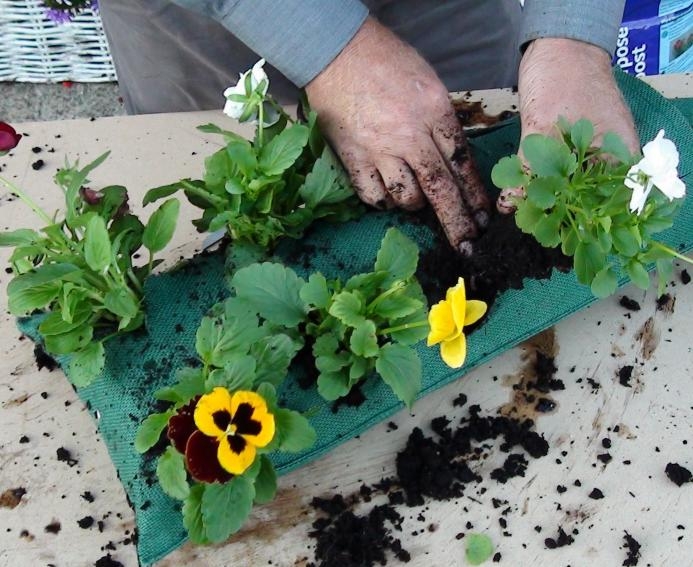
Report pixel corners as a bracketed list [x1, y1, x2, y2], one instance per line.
[230, 228, 429, 406]
[492, 119, 680, 297]
[135, 296, 316, 543]
[143, 112, 361, 248]
[0, 153, 179, 385]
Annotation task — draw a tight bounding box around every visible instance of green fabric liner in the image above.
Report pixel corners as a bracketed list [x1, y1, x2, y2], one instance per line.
[17, 72, 693, 566]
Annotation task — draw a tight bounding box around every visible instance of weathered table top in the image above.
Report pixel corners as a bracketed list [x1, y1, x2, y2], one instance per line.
[0, 74, 691, 567]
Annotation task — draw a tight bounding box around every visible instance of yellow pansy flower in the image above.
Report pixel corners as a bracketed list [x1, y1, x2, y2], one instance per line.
[427, 277, 487, 368]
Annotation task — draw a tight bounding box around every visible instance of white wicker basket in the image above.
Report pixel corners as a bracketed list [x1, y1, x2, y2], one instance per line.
[0, 0, 116, 82]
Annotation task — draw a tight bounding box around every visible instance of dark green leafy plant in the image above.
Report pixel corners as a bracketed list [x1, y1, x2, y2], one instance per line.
[0, 153, 179, 385]
[492, 119, 689, 297]
[136, 296, 315, 543]
[230, 228, 430, 407]
[143, 62, 361, 250]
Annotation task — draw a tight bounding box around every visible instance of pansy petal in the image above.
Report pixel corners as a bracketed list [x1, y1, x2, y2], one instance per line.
[440, 334, 467, 369]
[167, 396, 199, 454]
[230, 391, 275, 448]
[464, 300, 487, 326]
[194, 387, 233, 438]
[652, 171, 686, 200]
[185, 430, 232, 483]
[447, 277, 468, 330]
[218, 434, 256, 475]
[427, 300, 457, 346]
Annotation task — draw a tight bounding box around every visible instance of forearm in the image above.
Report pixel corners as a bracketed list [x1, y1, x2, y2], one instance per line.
[521, 0, 626, 55]
[171, 0, 368, 87]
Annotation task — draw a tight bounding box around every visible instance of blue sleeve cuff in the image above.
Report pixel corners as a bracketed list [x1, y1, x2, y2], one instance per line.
[520, 0, 626, 55]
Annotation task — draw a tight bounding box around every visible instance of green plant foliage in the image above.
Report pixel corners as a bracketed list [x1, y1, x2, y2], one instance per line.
[228, 227, 429, 405]
[491, 119, 687, 298]
[0, 154, 179, 385]
[143, 103, 362, 249]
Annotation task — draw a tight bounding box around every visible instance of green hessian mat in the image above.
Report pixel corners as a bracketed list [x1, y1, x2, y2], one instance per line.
[17, 72, 693, 566]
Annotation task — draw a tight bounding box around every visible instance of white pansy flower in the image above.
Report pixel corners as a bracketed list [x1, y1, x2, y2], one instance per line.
[625, 129, 686, 215]
[222, 59, 277, 126]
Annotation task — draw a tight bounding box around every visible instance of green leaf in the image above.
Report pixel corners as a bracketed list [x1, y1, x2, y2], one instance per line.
[38, 305, 91, 336]
[84, 214, 111, 272]
[300, 273, 331, 309]
[329, 291, 365, 327]
[142, 198, 180, 253]
[350, 320, 379, 358]
[195, 316, 221, 364]
[601, 131, 633, 164]
[317, 370, 350, 400]
[252, 334, 301, 387]
[211, 354, 256, 391]
[231, 263, 308, 327]
[134, 410, 174, 453]
[226, 139, 257, 177]
[570, 119, 594, 156]
[465, 533, 494, 566]
[533, 212, 562, 248]
[44, 324, 93, 355]
[104, 287, 140, 321]
[201, 476, 255, 543]
[197, 123, 245, 142]
[155, 367, 206, 404]
[526, 177, 561, 209]
[656, 257, 673, 296]
[611, 225, 641, 257]
[522, 134, 577, 177]
[372, 293, 422, 320]
[387, 312, 429, 345]
[156, 447, 190, 500]
[258, 123, 310, 176]
[491, 154, 527, 189]
[299, 146, 353, 207]
[344, 271, 388, 296]
[574, 241, 606, 285]
[253, 455, 277, 504]
[183, 485, 208, 545]
[560, 225, 579, 257]
[626, 260, 650, 289]
[374, 228, 419, 286]
[68, 341, 105, 387]
[142, 181, 183, 206]
[0, 228, 41, 247]
[514, 201, 544, 235]
[256, 382, 277, 407]
[375, 343, 421, 407]
[591, 266, 618, 298]
[349, 355, 370, 383]
[8, 283, 60, 315]
[274, 408, 317, 452]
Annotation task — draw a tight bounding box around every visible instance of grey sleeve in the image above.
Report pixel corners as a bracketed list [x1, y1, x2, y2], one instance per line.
[171, 0, 369, 87]
[520, 0, 626, 55]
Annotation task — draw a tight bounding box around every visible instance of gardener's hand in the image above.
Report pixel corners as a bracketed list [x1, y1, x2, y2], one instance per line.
[498, 38, 640, 212]
[305, 17, 489, 254]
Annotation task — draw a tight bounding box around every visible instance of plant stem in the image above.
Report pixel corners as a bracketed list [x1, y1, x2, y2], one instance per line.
[127, 268, 144, 295]
[267, 97, 294, 124]
[379, 319, 428, 336]
[651, 241, 693, 265]
[257, 103, 264, 148]
[367, 281, 404, 312]
[180, 180, 227, 208]
[0, 175, 53, 225]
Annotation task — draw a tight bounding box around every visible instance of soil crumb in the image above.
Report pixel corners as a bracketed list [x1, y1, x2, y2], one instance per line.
[57, 447, 79, 467]
[34, 343, 58, 371]
[544, 526, 575, 549]
[0, 487, 26, 509]
[622, 531, 642, 566]
[618, 365, 634, 388]
[94, 554, 124, 567]
[665, 462, 692, 486]
[44, 520, 61, 534]
[619, 296, 641, 311]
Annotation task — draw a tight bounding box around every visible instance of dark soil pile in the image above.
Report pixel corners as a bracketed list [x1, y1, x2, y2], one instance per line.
[418, 212, 571, 306]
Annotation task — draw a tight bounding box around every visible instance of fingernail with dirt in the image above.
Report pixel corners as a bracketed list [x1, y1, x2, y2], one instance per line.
[474, 210, 489, 229]
[458, 241, 474, 257]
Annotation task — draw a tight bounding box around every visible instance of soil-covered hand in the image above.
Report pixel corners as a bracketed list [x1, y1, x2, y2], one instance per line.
[498, 38, 640, 212]
[305, 17, 489, 253]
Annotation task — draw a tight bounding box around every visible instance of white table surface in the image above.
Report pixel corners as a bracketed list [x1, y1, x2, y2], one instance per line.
[0, 73, 691, 567]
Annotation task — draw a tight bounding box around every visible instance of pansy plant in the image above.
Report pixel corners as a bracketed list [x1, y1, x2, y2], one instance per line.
[0, 152, 179, 386]
[143, 58, 362, 252]
[492, 119, 691, 297]
[135, 297, 316, 544]
[229, 228, 430, 407]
